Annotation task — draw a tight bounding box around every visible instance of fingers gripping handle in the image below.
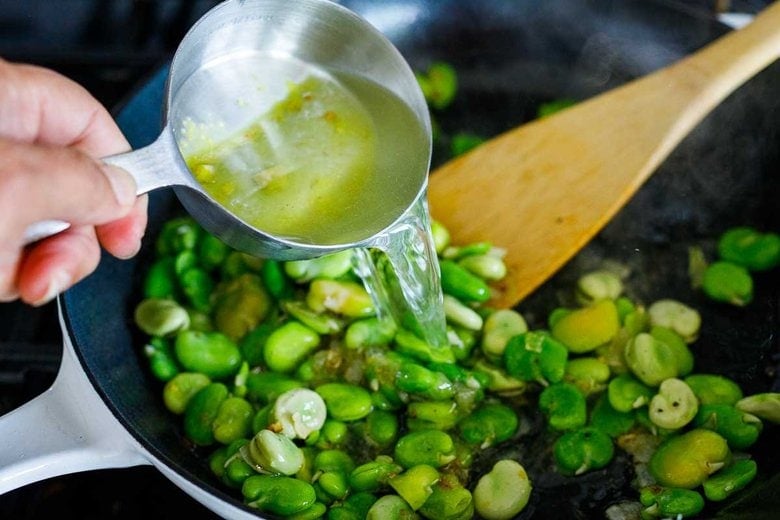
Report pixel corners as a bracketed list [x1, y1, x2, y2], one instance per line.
[22, 128, 182, 245]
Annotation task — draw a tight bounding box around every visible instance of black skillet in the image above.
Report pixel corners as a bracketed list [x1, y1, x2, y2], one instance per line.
[61, 0, 779, 517]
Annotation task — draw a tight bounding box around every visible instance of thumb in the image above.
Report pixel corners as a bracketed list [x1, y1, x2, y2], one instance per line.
[0, 139, 137, 242]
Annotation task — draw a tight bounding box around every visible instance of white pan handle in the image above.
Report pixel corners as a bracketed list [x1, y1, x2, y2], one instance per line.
[0, 304, 149, 494]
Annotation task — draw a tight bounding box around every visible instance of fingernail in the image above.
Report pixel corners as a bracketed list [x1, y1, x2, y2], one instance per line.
[102, 164, 137, 207]
[31, 270, 71, 307]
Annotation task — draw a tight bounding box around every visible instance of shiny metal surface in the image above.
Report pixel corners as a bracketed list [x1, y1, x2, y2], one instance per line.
[24, 0, 431, 260]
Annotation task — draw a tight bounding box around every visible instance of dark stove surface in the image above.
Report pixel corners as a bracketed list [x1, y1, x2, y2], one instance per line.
[0, 1, 773, 519]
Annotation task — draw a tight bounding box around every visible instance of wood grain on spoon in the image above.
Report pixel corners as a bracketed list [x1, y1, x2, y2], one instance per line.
[428, 1, 780, 309]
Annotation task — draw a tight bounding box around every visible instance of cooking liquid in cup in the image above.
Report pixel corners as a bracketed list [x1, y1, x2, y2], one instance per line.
[176, 54, 447, 348]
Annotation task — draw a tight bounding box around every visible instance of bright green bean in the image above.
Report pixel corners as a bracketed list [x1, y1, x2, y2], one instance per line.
[736, 392, 780, 423]
[163, 372, 211, 414]
[684, 374, 743, 406]
[701, 261, 754, 306]
[349, 457, 404, 493]
[439, 260, 491, 303]
[315, 383, 373, 422]
[473, 459, 531, 520]
[551, 299, 620, 353]
[418, 473, 474, 520]
[702, 459, 758, 502]
[306, 279, 375, 317]
[639, 486, 704, 519]
[717, 226, 780, 272]
[554, 427, 614, 475]
[694, 404, 762, 450]
[389, 464, 439, 510]
[394, 430, 456, 468]
[184, 382, 229, 446]
[648, 429, 730, 488]
[242, 475, 316, 516]
[458, 403, 518, 447]
[263, 321, 320, 373]
[174, 330, 242, 379]
[608, 373, 654, 412]
[366, 494, 416, 520]
[538, 382, 587, 431]
[503, 331, 568, 384]
[212, 396, 253, 444]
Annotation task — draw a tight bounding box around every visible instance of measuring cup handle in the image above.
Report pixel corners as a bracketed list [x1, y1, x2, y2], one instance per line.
[0, 305, 148, 494]
[22, 127, 185, 244]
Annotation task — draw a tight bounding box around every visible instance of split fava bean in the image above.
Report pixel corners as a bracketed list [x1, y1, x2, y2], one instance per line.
[481, 309, 528, 361]
[624, 332, 680, 387]
[648, 378, 698, 430]
[163, 372, 211, 414]
[551, 299, 620, 353]
[503, 331, 568, 384]
[306, 279, 375, 317]
[736, 392, 780, 423]
[134, 298, 190, 337]
[175, 330, 242, 379]
[694, 404, 762, 450]
[418, 473, 474, 520]
[272, 388, 327, 439]
[576, 269, 623, 304]
[241, 429, 305, 475]
[649, 326, 694, 377]
[316, 383, 373, 421]
[364, 409, 400, 447]
[639, 486, 704, 519]
[589, 395, 635, 438]
[345, 317, 396, 349]
[564, 357, 611, 395]
[473, 460, 531, 520]
[366, 494, 416, 520]
[553, 427, 614, 475]
[457, 254, 507, 281]
[647, 299, 701, 343]
[349, 456, 403, 493]
[407, 400, 459, 432]
[242, 474, 316, 516]
[702, 458, 758, 502]
[388, 464, 440, 510]
[648, 429, 730, 488]
[443, 294, 483, 330]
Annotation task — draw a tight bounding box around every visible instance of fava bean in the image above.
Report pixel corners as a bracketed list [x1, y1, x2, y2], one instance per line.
[316, 383, 373, 422]
[736, 392, 780, 423]
[175, 330, 242, 379]
[315, 419, 349, 449]
[639, 486, 704, 519]
[184, 382, 229, 446]
[684, 374, 743, 406]
[458, 254, 507, 281]
[648, 429, 730, 488]
[212, 274, 271, 341]
[156, 216, 200, 255]
[349, 457, 404, 493]
[174, 249, 197, 276]
[564, 357, 611, 395]
[608, 374, 654, 413]
[364, 409, 400, 447]
[551, 299, 620, 353]
[241, 429, 304, 475]
[554, 427, 614, 475]
[345, 317, 396, 350]
[649, 326, 694, 377]
[442, 242, 493, 260]
[694, 404, 762, 450]
[212, 396, 253, 444]
[287, 502, 328, 520]
[458, 403, 518, 447]
[239, 322, 275, 368]
[263, 321, 320, 373]
[481, 309, 528, 361]
[503, 331, 568, 385]
[135, 298, 190, 337]
[576, 270, 623, 304]
[407, 401, 459, 432]
[450, 132, 486, 157]
[394, 328, 455, 364]
[282, 300, 344, 335]
[272, 388, 327, 440]
[430, 220, 451, 254]
[473, 460, 531, 520]
[539, 382, 587, 431]
[245, 372, 303, 404]
[318, 470, 349, 500]
[327, 492, 378, 520]
[144, 338, 180, 382]
[418, 473, 474, 520]
[179, 267, 213, 312]
[649, 378, 698, 430]
[443, 294, 483, 331]
[259, 259, 292, 299]
[702, 458, 758, 501]
[589, 395, 635, 438]
[284, 250, 354, 282]
[394, 430, 456, 468]
[647, 299, 700, 343]
[396, 363, 455, 401]
[416, 61, 458, 110]
[701, 261, 754, 306]
[306, 279, 374, 318]
[389, 464, 439, 510]
[624, 333, 680, 387]
[143, 258, 177, 299]
[717, 226, 780, 272]
[163, 372, 211, 415]
[439, 260, 491, 303]
[366, 494, 416, 520]
[242, 475, 316, 516]
[314, 449, 355, 475]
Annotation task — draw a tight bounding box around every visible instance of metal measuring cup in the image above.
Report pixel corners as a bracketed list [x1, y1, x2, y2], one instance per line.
[24, 0, 432, 261]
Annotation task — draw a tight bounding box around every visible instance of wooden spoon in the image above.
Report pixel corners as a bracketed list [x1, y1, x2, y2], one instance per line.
[428, 1, 780, 309]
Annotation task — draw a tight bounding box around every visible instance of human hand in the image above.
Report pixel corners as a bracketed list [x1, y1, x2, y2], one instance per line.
[0, 59, 148, 306]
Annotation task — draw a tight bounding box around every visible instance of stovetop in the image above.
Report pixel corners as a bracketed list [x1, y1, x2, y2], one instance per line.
[0, 0, 772, 519]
